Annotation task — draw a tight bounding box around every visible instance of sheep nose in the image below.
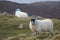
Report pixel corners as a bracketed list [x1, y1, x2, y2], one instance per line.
[31, 22, 35, 25]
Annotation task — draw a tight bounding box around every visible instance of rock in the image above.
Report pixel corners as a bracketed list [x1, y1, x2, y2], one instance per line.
[18, 24, 24, 29]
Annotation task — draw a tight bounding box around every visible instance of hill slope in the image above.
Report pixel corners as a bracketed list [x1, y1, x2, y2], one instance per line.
[0, 1, 60, 19]
[0, 13, 60, 40]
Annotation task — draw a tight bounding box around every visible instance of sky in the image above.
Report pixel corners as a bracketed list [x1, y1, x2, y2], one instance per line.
[7, 0, 60, 3]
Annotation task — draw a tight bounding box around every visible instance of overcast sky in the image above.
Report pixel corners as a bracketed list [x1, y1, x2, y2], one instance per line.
[7, 0, 60, 3]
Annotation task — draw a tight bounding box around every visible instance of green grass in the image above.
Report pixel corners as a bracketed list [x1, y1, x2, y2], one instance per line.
[0, 13, 60, 40]
[52, 19, 60, 30]
[0, 14, 31, 39]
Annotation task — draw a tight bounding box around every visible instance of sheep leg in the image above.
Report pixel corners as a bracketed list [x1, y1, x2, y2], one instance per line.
[32, 32, 37, 37]
[49, 30, 54, 36]
[50, 32, 54, 36]
[32, 31, 39, 36]
[34, 30, 40, 35]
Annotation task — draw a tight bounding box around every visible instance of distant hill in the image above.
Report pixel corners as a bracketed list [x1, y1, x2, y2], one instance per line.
[0, 1, 28, 14]
[0, 1, 60, 19]
[28, 1, 60, 19]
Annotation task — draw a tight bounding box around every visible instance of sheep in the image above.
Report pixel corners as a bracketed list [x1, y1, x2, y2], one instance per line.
[15, 8, 28, 18]
[29, 18, 54, 36]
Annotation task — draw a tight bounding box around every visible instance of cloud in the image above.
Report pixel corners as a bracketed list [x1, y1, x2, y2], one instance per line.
[7, 0, 60, 3]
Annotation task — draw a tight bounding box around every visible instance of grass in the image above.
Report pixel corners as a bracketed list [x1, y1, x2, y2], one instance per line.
[52, 19, 60, 30]
[0, 13, 60, 40]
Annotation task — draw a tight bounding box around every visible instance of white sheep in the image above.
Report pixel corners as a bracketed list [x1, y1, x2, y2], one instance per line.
[29, 18, 54, 36]
[15, 8, 28, 18]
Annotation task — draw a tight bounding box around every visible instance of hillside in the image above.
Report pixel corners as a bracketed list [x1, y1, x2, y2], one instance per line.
[0, 13, 60, 40]
[0, 1, 28, 14]
[29, 1, 60, 19]
[0, 1, 60, 19]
